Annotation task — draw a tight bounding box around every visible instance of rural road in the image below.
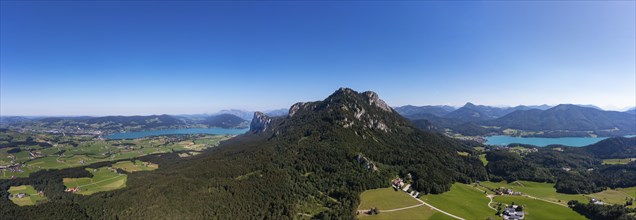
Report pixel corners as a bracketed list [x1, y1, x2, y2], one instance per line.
[358, 203, 425, 214]
[524, 195, 568, 207]
[412, 196, 465, 220]
[74, 174, 125, 188]
[486, 195, 497, 211]
[357, 194, 465, 220]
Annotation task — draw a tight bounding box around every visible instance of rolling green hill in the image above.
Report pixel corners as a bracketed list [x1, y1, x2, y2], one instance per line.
[486, 104, 636, 134]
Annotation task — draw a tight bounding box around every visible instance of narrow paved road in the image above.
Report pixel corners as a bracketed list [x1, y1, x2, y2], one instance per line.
[486, 195, 497, 211]
[357, 194, 465, 219]
[524, 195, 568, 207]
[382, 203, 425, 212]
[73, 174, 125, 188]
[358, 203, 425, 214]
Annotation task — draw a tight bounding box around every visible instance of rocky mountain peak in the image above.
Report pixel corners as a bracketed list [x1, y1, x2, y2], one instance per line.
[289, 102, 312, 117]
[463, 102, 477, 108]
[362, 91, 392, 112]
[249, 111, 272, 133]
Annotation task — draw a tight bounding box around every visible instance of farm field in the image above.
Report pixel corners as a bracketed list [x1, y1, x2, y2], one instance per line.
[357, 187, 451, 220]
[588, 188, 636, 208]
[419, 183, 499, 219]
[619, 187, 636, 198]
[493, 195, 586, 220]
[358, 187, 421, 210]
[7, 185, 47, 206]
[63, 167, 127, 195]
[358, 205, 453, 220]
[112, 160, 158, 172]
[479, 181, 587, 205]
[0, 131, 233, 179]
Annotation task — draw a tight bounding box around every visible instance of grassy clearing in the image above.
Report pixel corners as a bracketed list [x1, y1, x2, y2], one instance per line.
[456, 151, 469, 156]
[419, 184, 498, 219]
[479, 181, 587, 205]
[479, 154, 488, 166]
[358, 187, 421, 210]
[7, 185, 47, 206]
[112, 160, 158, 172]
[589, 188, 635, 208]
[63, 167, 127, 195]
[358, 205, 451, 220]
[619, 187, 636, 198]
[296, 196, 329, 219]
[493, 196, 586, 220]
[602, 158, 636, 165]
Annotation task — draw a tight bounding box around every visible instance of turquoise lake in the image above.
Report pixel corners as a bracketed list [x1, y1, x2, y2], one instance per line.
[485, 135, 635, 147]
[105, 128, 250, 139]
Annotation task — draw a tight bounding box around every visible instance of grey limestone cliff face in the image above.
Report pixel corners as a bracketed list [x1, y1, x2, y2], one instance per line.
[362, 91, 392, 112]
[249, 112, 272, 133]
[289, 102, 314, 117]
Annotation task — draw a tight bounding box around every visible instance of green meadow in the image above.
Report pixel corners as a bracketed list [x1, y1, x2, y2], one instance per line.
[602, 158, 636, 165]
[493, 196, 585, 220]
[7, 185, 47, 206]
[358, 187, 421, 210]
[359, 205, 453, 220]
[358, 187, 449, 220]
[419, 183, 499, 219]
[479, 181, 587, 205]
[588, 187, 636, 208]
[63, 167, 127, 195]
[112, 160, 158, 172]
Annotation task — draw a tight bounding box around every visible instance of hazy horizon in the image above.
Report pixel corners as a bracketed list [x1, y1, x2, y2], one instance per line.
[1, 97, 633, 117]
[2, 1, 635, 116]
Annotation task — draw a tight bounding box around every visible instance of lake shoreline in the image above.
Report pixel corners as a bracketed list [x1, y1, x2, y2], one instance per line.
[484, 134, 636, 147]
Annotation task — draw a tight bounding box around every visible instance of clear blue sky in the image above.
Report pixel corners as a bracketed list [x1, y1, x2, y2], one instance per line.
[1, 1, 634, 116]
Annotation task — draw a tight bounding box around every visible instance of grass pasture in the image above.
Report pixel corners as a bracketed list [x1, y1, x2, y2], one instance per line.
[589, 188, 635, 208]
[493, 195, 586, 220]
[358, 187, 451, 220]
[602, 158, 636, 165]
[358, 187, 421, 210]
[479, 181, 587, 205]
[479, 154, 488, 166]
[7, 185, 47, 206]
[112, 160, 158, 172]
[419, 184, 498, 220]
[63, 167, 127, 195]
[619, 187, 636, 198]
[359, 205, 452, 220]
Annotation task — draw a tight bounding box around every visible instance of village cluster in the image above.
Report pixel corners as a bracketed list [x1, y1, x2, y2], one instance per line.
[502, 204, 524, 220]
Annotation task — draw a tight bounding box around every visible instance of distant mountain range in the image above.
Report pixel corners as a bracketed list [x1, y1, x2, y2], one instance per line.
[397, 103, 636, 137]
[217, 109, 288, 120]
[0, 108, 294, 133]
[1, 103, 632, 137]
[0, 114, 249, 134]
[486, 104, 636, 133]
[393, 105, 456, 117]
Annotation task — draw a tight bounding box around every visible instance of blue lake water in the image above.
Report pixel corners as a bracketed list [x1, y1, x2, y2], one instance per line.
[105, 128, 250, 139]
[485, 135, 635, 147]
